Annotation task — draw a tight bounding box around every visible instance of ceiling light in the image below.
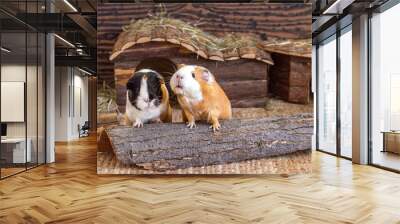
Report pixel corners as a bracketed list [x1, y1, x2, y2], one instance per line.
[78, 67, 92, 76]
[54, 34, 75, 48]
[1, 47, 11, 53]
[63, 0, 78, 12]
[323, 0, 355, 15]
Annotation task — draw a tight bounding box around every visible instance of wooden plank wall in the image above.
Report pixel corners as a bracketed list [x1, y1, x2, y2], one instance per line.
[269, 54, 311, 104]
[98, 3, 312, 86]
[113, 43, 269, 111]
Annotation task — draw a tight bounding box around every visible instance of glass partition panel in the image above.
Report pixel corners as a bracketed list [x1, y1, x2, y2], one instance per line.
[317, 35, 337, 154]
[1, 31, 27, 177]
[371, 3, 400, 171]
[0, 0, 46, 179]
[339, 26, 352, 158]
[27, 30, 38, 169]
[38, 32, 45, 165]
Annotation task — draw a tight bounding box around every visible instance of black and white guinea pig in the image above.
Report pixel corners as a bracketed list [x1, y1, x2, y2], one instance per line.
[125, 69, 172, 128]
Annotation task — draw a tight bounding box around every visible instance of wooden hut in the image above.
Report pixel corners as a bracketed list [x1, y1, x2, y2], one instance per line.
[261, 39, 312, 104]
[109, 17, 274, 111]
[109, 17, 312, 113]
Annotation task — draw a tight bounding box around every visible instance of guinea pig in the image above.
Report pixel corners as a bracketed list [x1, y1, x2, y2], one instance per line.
[170, 64, 232, 132]
[125, 69, 172, 128]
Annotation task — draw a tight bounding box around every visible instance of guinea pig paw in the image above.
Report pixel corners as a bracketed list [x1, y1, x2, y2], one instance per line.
[187, 121, 196, 129]
[133, 120, 144, 128]
[210, 123, 221, 132]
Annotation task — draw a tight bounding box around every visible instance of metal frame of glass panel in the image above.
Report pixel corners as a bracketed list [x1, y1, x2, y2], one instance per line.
[0, 0, 47, 179]
[315, 0, 400, 173]
[315, 22, 353, 161]
[368, 0, 400, 173]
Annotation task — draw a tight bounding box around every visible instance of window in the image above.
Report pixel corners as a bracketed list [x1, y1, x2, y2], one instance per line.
[316, 24, 353, 159]
[0, 1, 47, 179]
[317, 35, 337, 154]
[339, 26, 352, 158]
[370, 2, 400, 171]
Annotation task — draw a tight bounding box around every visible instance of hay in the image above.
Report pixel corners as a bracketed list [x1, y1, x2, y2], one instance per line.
[260, 38, 312, 58]
[122, 17, 260, 53]
[97, 81, 118, 113]
[111, 11, 272, 64]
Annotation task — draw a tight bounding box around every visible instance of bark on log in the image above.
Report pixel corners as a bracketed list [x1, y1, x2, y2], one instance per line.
[106, 114, 313, 171]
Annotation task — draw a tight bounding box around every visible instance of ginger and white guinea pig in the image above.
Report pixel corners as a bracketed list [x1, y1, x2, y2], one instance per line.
[125, 69, 172, 128]
[170, 64, 232, 132]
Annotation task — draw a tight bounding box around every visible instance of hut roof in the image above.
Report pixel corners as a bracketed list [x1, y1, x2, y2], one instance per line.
[260, 38, 311, 58]
[109, 17, 274, 65]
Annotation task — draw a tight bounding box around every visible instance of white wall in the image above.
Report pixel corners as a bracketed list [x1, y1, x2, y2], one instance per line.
[54, 67, 89, 141]
[55, 66, 70, 141]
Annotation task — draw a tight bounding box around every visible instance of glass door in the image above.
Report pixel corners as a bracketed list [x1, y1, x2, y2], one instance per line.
[0, 0, 47, 179]
[1, 31, 28, 178]
[317, 35, 337, 155]
[370, 2, 400, 171]
[339, 25, 352, 158]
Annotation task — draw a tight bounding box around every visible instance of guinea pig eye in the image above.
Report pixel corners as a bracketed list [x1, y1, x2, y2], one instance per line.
[191, 72, 195, 78]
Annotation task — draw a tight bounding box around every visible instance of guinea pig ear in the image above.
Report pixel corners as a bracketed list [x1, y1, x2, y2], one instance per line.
[200, 68, 214, 83]
[157, 74, 165, 85]
[126, 79, 133, 89]
[176, 64, 185, 69]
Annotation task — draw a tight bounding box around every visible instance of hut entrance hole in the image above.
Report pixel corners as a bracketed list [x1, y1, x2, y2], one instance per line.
[136, 57, 178, 106]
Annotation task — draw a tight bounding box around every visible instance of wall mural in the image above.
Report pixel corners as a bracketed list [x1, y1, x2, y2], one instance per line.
[97, 3, 313, 175]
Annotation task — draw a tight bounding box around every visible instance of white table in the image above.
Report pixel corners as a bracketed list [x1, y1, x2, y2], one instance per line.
[1, 138, 31, 163]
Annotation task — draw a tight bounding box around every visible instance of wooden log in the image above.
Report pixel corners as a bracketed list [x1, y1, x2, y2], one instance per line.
[97, 127, 114, 153]
[106, 113, 313, 171]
